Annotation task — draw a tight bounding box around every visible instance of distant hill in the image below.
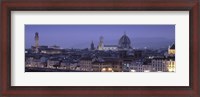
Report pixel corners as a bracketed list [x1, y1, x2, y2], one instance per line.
[131, 37, 174, 49]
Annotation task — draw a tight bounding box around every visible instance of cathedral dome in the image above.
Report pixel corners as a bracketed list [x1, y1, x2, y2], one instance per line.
[118, 33, 132, 49]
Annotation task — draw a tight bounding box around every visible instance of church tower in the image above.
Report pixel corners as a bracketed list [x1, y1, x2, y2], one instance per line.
[34, 32, 39, 53]
[97, 36, 104, 50]
[168, 43, 175, 56]
[90, 41, 95, 50]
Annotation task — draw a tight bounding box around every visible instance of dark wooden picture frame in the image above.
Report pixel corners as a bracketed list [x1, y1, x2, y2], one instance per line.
[0, 0, 199, 97]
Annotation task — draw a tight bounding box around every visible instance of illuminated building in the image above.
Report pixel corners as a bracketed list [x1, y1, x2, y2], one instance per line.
[168, 43, 175, 56]
[132, 63, 144, 72]
[151, 57, 168, 72]
[32, 33, 63, 54]
[79, 57, 93, 71]
[92, 57, 122, 72]
[118, 32, 132, 50]
[97, 36, 104, 50]
[97, 36, 118, 51]
[103, 45, 118, 51]
[101, 67, 113, 72]
[167, 58, 175, 72]
[167, 43, 175, 72]
[97, 32, 132, 51]
[130, 59, 152, 72]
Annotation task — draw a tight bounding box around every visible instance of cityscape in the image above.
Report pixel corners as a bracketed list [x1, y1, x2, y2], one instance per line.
[25, 25, 175, 72]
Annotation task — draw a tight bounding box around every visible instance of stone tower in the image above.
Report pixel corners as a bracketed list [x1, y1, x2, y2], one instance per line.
[97, 36, 104, 50]
[34, 32, 39, 53]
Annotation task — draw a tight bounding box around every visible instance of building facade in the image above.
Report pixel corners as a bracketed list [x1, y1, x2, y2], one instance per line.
[97, 33, 132, 51]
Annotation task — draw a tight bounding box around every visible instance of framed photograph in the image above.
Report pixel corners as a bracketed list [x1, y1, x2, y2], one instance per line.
[1, 0, 199, 96]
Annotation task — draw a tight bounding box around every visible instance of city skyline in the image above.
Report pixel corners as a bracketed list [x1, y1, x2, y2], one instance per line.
[25, 25, 175, 72]
[25, 25, 175, 49]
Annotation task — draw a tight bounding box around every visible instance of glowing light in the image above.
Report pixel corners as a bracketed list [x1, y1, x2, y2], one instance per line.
[101, 68, 113, 72]
[108, 68, 112, 71]
[131, 70, 136, 72]
[168, 68, 175, 72]
[144, 70, 150, 72]
[101, 68, 106, 71]
[167, 60, 175, 72]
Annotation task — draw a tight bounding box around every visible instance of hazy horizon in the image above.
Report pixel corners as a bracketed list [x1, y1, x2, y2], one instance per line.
[25, 25, 175, 49]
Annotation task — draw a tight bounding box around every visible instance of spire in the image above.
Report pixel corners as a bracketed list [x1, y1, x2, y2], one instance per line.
[124, 31, 126, 35]
[91, 40, 95, 50]
[34, 32, 39, 47]
[100, 36, 103, 42]
[91, 41, 94, 46]
[98, 36, 104, 50]
[34, 32, 39, 53]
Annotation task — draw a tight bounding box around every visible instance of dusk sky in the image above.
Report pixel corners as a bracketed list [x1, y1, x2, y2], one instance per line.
[25, 25, 175, 49]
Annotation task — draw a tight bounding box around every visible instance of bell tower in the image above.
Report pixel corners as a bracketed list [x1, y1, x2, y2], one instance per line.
[97, 36, 104, 50]
[34, 32, 39, 53]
